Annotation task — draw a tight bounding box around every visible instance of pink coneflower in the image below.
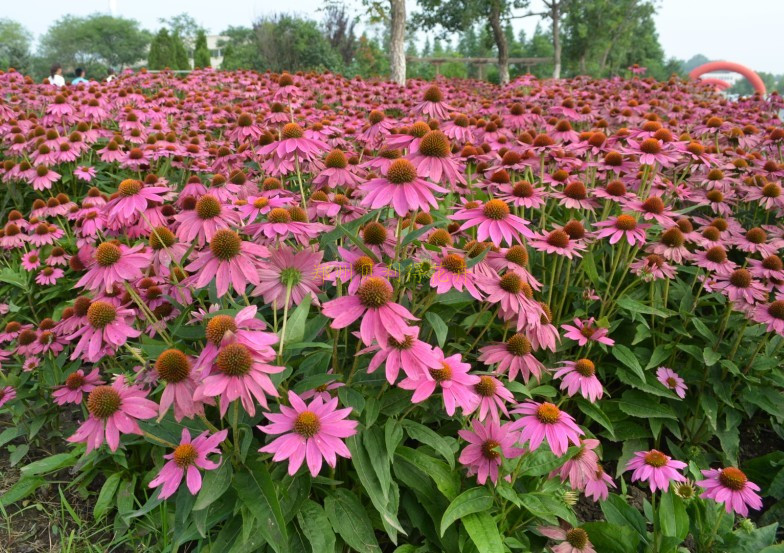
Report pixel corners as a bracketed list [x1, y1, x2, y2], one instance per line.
[478, 333, 544, 383]
[185, 230, 268, 298]
[0, 386, 16, 408]
[593, 215, 649, 246]
[471, 375, 515, 423]
[538, 526, 596, 553]
[627, 196, 678, 226]
[584, 464, 616, 502]
[712, 268, 767, 305]
[35, 267, 63, 285]
[322, 247, 397, 295]
[200, 337, 284, 417]
[258, 123, 328, 162]
[300, 370, 344, 401]
[561, 318, 614, 347]
[76, 242, 149, 293]
[451, 199, 532, 246]
[21, 250, 41, 271]
[429, 252, 483, 299]
[485, 245, 541, 290]
[551, 438, 600, 491]
[648, 227, 692, 263]
[407, 130, 465, 186]
[246, 208, 325, 243]
[625, 449, 687, 492]
[28, 223, 64, 247]
[749, 255, 784, 283]
[479, 272, 543, 330]
[693, 246, 737, 276]
[495, 180, 547, 209]
[322, 276, 417, 348]
[175, 194, 242, 247]
[733, 227, 782, 258]
[29, 165, 60, 191]
[52, 368, 103, 405]
[195, 306, 277, 375]
[258, 391, 357, 477]
[411, 85, 454, 120]
[553, 359, 604, 403]
[69, 301, 141, 362]
[656, 367, 687, 399]
[312, 149, 362, 189]
[398, 351, 480, 416]
[696, 467, 763, 517]
[458, 419, 523, 485]
[752, 300, 784, 335]
[551, 181, 598, 212]
[509, 401, 584, 456]
[67, 375, 157, 452]
[253, 246, 322, 308]
[626, 137, 680, 167]
[360, 326, 441, 384]
[106, 179, 170, 225]
[147, 226, 189, 275]
[360, 158, 446, 216]
[74, 166, 96, 182]
[149, 428, 228, 500]
[155, 349, 202, 421]
[529, 229, 586, 259]
[238, 195, 292, 222]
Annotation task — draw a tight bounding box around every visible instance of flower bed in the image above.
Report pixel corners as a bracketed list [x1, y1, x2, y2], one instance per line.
[0, 68, 783, 552]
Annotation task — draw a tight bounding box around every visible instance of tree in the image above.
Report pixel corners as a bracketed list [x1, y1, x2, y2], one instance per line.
[542, 0, 567, 79]
[323, 4, 357, 66]
[389, 0, 407, 85]
[218, 26, 262, 70]
[159, 13, 202, 44]
[148, 28, 175, 70]
[0, 19, 32, 72]
[172, 32, 190, 70]
[38, 14, 150, 76]
[253, 14, 342, 73]
[414, 0, 528, 85]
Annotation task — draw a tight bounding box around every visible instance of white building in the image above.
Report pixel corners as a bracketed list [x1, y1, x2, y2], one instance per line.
[700, 71, 743, 86]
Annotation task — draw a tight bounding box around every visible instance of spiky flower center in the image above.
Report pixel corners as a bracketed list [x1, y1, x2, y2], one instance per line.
[706, 190, 724, 203]
[563, 221, 585, 240]
[87, 386, 121, 419]
[210, 229, 241, 261]
[388, 334, 414, 350]
[536, 403, 561, 424]
[441, 254, 466, 274]
[661, 227, 685, 247]
[150, 226, 176, 249]
[362, 222, 387, 245]
[65, 372, 85, 390]
[718, 467, 747, 491]
[205, 315, 237, 345]
[87, 301, 116, 329]
[745, 228, 767, 244]
[253, 197, 270, 209]
[574, 358, 595, 377]
[267, 208, 292, 223]
[423, 85, 443, 102]
[499, 272, 522, 294]
[711, 217, 728, 231]
[418, 130, 450, 158]
[729, 269, 751, 288]
[281, 123, 304, 139]
[196, 195, 222, 220]
[639, 138, 661, 154]
[95, 242, 121, 267]
[216, 343, 253, 377]
[483, 199, 510, 221]
[607, 180, 627, 196]
[429, 362, 452, 382]
[566, 528, 589, 548]
[155, 349, 191, 383]
[613, 215, 636, 231]
[512, 182, 534, 198]
[564, 181, 587, 200]
[386, 159, 418, 184]
[546, 230, 570, 249]
[762, 183, 781, 198]
[428, 229, 453, 247]
[642, 196, 665, 214]
[506, 333, 532, 356]
[705, 246, 727, 263]
[325, 149, 348, 169]
[644, 450, 668, 467]
[505, 245, 528, 266]
[357, 277, 391, 308]
[173, 443, 199, 467]
[294, 411, 321, 438]
[481, 440, 501, 460]
[767, 300, 784, 319]
[475, 376, 497, 397]
[118, 179, 142, 197]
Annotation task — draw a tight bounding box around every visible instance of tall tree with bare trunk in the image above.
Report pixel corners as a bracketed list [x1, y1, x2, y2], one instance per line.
[389, 0, 407, 85]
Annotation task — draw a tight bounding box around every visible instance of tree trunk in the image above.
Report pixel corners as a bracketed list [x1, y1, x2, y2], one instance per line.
[488, 1, 510, 85]
[551, 1, 562, 79]
[389, 0, 406, 86]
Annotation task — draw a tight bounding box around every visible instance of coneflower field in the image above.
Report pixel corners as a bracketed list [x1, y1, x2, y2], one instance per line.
[1, 68, 784, 553]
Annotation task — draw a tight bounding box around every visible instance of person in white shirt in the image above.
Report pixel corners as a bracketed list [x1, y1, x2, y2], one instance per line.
[106, 68, 116, 83]
[48, 64, 65, 87]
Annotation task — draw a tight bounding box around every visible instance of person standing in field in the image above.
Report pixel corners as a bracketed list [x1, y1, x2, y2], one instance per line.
[48, 64, 65, 87]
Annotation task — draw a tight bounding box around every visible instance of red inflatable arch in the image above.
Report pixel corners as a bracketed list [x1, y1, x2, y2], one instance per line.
[689, 61, 766, 95]
[697, 78, 732, 91]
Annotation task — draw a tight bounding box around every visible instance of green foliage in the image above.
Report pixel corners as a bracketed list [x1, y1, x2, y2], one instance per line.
[0, 18, 32, 73]
[193, 30, 211, 68]
[147, 28, 174, 70]
[253, 14, 343, 73]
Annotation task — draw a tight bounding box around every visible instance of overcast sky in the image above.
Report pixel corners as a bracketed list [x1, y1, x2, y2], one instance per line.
[5, 0, 784, 74]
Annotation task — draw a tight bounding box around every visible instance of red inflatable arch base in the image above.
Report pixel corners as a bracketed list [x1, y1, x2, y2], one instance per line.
[689, 61, 766, 95]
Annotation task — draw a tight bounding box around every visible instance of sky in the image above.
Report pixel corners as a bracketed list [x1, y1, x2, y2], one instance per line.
[4, 0, 784, 74]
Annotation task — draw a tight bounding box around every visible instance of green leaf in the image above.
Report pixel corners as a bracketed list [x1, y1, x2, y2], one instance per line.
[0, 267, 27, 290]
[618, 390, 677, 420]
[462, 512, 503, 553]
[401, 223, 436, 246]
[521, 446, 577, 477]
[233, 459, 289, 553]
[466, 245, 490, 268]
[0, 427, 20, 448]
[319, 209, 379, 251]
[425, 312, 449, 348]
[617, 297, 673, 318]
[703, 347, 721, 366]
[20, 452, 76, 476]
[9, 444, 28, 466]
[336, 221, 381, 263]
[576, 398, 615, 439]
[612, 345, 646, 382]
[324, 489, 381, 553]
[281, 294, 311, 346]
[691, 318, 716, 341]
[385, 418, 404, 463]
[395, 446, 460, 499]
[0, 476, 45, 507]
[440, 488, 493, 536]
[581, 251, 600, 288]
[401, 419, 455, 469]
[658, 490, 688, 540]
[193, 461, 232, 511]
[297, 499, 336, 553]
[742, 386, 784, 418]
[581, 522, 641, 553]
